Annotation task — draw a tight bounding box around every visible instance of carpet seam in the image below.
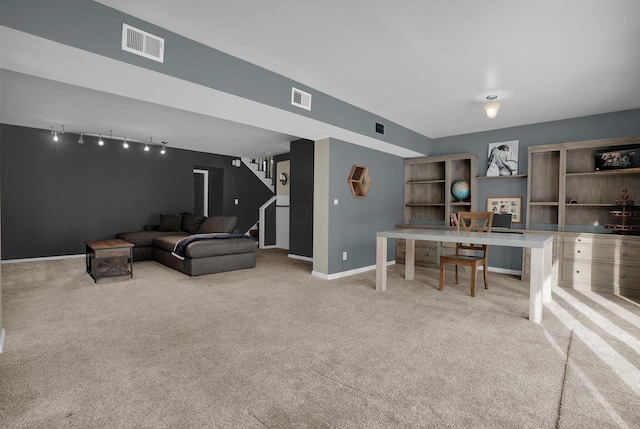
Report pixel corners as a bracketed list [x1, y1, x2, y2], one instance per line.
[555, 328, 574, 429]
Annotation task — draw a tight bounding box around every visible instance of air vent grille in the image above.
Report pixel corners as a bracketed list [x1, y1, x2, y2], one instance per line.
[122, 24, 165, 63]
[291, 87, 312, 111]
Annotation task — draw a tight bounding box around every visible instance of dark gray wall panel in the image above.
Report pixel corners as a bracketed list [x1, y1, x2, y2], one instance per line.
[327, 139, 403, 274]
[0, 124, 272, 259]
[289, 139, 314, 258]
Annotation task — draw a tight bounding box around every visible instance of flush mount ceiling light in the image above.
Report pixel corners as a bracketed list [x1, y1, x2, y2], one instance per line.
[483, 95, 501, 119]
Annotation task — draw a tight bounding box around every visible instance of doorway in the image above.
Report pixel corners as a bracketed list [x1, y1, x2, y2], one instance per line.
[193, 169, 208, 216]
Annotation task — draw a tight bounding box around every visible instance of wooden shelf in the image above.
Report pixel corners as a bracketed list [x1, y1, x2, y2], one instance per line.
[405, 203, 445, 207]
[529, 202, 559, 206]
[406, 179, 446, 184]
[567, 167, 640, 176]
[477, 174, 527, 180]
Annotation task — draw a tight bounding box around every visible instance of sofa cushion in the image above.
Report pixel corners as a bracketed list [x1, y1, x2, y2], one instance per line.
[196, 216, 237, 234]
[158, 214, 183, 232]
[116, 230, 188, 248]
[153, 234, 256, 258]
[181, 213, 207, 234]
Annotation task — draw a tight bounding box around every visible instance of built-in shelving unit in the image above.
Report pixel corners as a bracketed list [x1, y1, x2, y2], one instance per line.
[403, 153, 478, 226]
[526, 137, 640, 233]
[525, 136, 640, 297]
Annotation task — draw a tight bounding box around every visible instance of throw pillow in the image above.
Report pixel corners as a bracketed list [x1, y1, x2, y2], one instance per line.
[158, 214, 183, 232]
[196, 216, 237, 234]
[182, 213, 207, 234]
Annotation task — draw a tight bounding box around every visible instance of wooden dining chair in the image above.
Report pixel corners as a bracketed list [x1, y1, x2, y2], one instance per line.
[439, 211, 494, 297]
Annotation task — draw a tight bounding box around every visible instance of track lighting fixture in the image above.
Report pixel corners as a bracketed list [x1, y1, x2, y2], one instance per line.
[483, 95, 501, 119]
[48, 126, 168, 155]
[51, 125, 64, 141]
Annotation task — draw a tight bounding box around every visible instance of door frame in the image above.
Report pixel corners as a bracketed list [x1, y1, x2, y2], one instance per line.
[193, 168, 209, 216]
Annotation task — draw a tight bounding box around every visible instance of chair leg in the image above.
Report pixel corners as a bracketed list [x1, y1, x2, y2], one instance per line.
[483, 261, 489, 289]
[454, 265, 459, 284]
[439, 263, 445, 291]
[470, 266, 477, 297]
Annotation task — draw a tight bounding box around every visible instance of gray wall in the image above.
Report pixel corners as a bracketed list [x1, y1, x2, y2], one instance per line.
[327, 139, 403, 274]
[430, 108, 640, 271]
[0, 124, 273, 259]
[0, 0, 430, 156]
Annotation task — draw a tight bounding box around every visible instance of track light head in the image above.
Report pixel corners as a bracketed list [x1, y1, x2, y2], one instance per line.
[78, 133, 84, 144]
[98, 135, 104, 146]
[123, 138, 129, 149]
[144, 143, 150, 152]
[160, 143, 167, 155]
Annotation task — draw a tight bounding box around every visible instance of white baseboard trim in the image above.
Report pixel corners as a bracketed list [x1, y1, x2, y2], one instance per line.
[259, 245, 278, 250]
[1, 254, 85, 264]
[484, 266, 522, 276]
[0, 329, 6, 353]
[288, 254, 313, 262]
[312, 260, 396, 281]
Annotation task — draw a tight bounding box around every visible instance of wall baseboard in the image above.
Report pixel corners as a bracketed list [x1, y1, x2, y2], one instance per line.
[288, 254, 313, 262]
[312, 260, 396, 280]
[1, 254, 85, 264]
[0, 329, 6, 353]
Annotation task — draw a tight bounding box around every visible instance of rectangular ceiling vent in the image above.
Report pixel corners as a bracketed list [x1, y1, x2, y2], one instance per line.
[291, 87, 312, 111]
[122, 23, 165, 63]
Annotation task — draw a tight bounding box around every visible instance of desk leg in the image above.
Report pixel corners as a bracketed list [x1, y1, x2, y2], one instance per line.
[405, 238, 415, 281]
[530, 243, 552, 323]
[376, 236, 387, 291]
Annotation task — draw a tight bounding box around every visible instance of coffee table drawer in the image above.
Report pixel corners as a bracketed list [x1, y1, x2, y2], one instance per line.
[95, 247, 131, 258]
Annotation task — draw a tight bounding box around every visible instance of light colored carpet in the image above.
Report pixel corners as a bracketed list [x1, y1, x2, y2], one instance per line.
[1, 249, 639, 428]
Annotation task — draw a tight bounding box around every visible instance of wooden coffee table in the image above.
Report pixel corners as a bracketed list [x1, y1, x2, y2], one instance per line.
[85, 239, 135, 283]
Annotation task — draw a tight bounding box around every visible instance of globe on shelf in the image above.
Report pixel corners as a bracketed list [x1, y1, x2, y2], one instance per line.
[451, 180, 470, 201]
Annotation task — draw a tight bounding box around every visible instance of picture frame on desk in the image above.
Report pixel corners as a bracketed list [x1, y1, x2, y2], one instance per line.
[487, 196, 522, 223]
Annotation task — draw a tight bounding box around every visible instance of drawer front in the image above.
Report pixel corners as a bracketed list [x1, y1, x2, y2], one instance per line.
[563, 242, 640, 264]
[561, 261, 640, 288]
[396, 239, 438, 264]
[563, 233, 640, 248]
[94, 247, 131, 258]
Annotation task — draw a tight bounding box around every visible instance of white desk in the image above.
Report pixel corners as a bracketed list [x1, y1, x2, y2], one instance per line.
[376, 229, 554, 323]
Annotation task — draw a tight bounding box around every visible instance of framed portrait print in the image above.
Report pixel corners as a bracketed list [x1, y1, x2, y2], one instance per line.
[487, 140, 519, 176]
[487, 196, 522, 223]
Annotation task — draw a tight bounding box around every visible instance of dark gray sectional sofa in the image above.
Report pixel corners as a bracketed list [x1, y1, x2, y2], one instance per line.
[116, 213, 257, 276]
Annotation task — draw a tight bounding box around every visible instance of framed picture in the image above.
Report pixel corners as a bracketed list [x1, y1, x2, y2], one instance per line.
[487, 196, 522, 223]
[487, 140, 519, 176]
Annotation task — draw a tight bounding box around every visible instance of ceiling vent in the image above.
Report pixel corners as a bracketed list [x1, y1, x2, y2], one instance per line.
[121, 23, 165, 63]
[291, 87, 312, 111]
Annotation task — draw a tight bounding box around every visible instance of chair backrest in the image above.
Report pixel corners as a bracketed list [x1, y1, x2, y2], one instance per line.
[456, 212, 494, 254]
[456, 211, 494, 233]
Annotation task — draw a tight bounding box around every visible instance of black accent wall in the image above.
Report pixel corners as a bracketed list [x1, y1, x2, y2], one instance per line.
[0, 124, 274, 259]
[289, 139, 314, 258]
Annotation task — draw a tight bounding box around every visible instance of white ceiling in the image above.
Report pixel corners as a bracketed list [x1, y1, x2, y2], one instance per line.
[2, 0, 640, 157]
